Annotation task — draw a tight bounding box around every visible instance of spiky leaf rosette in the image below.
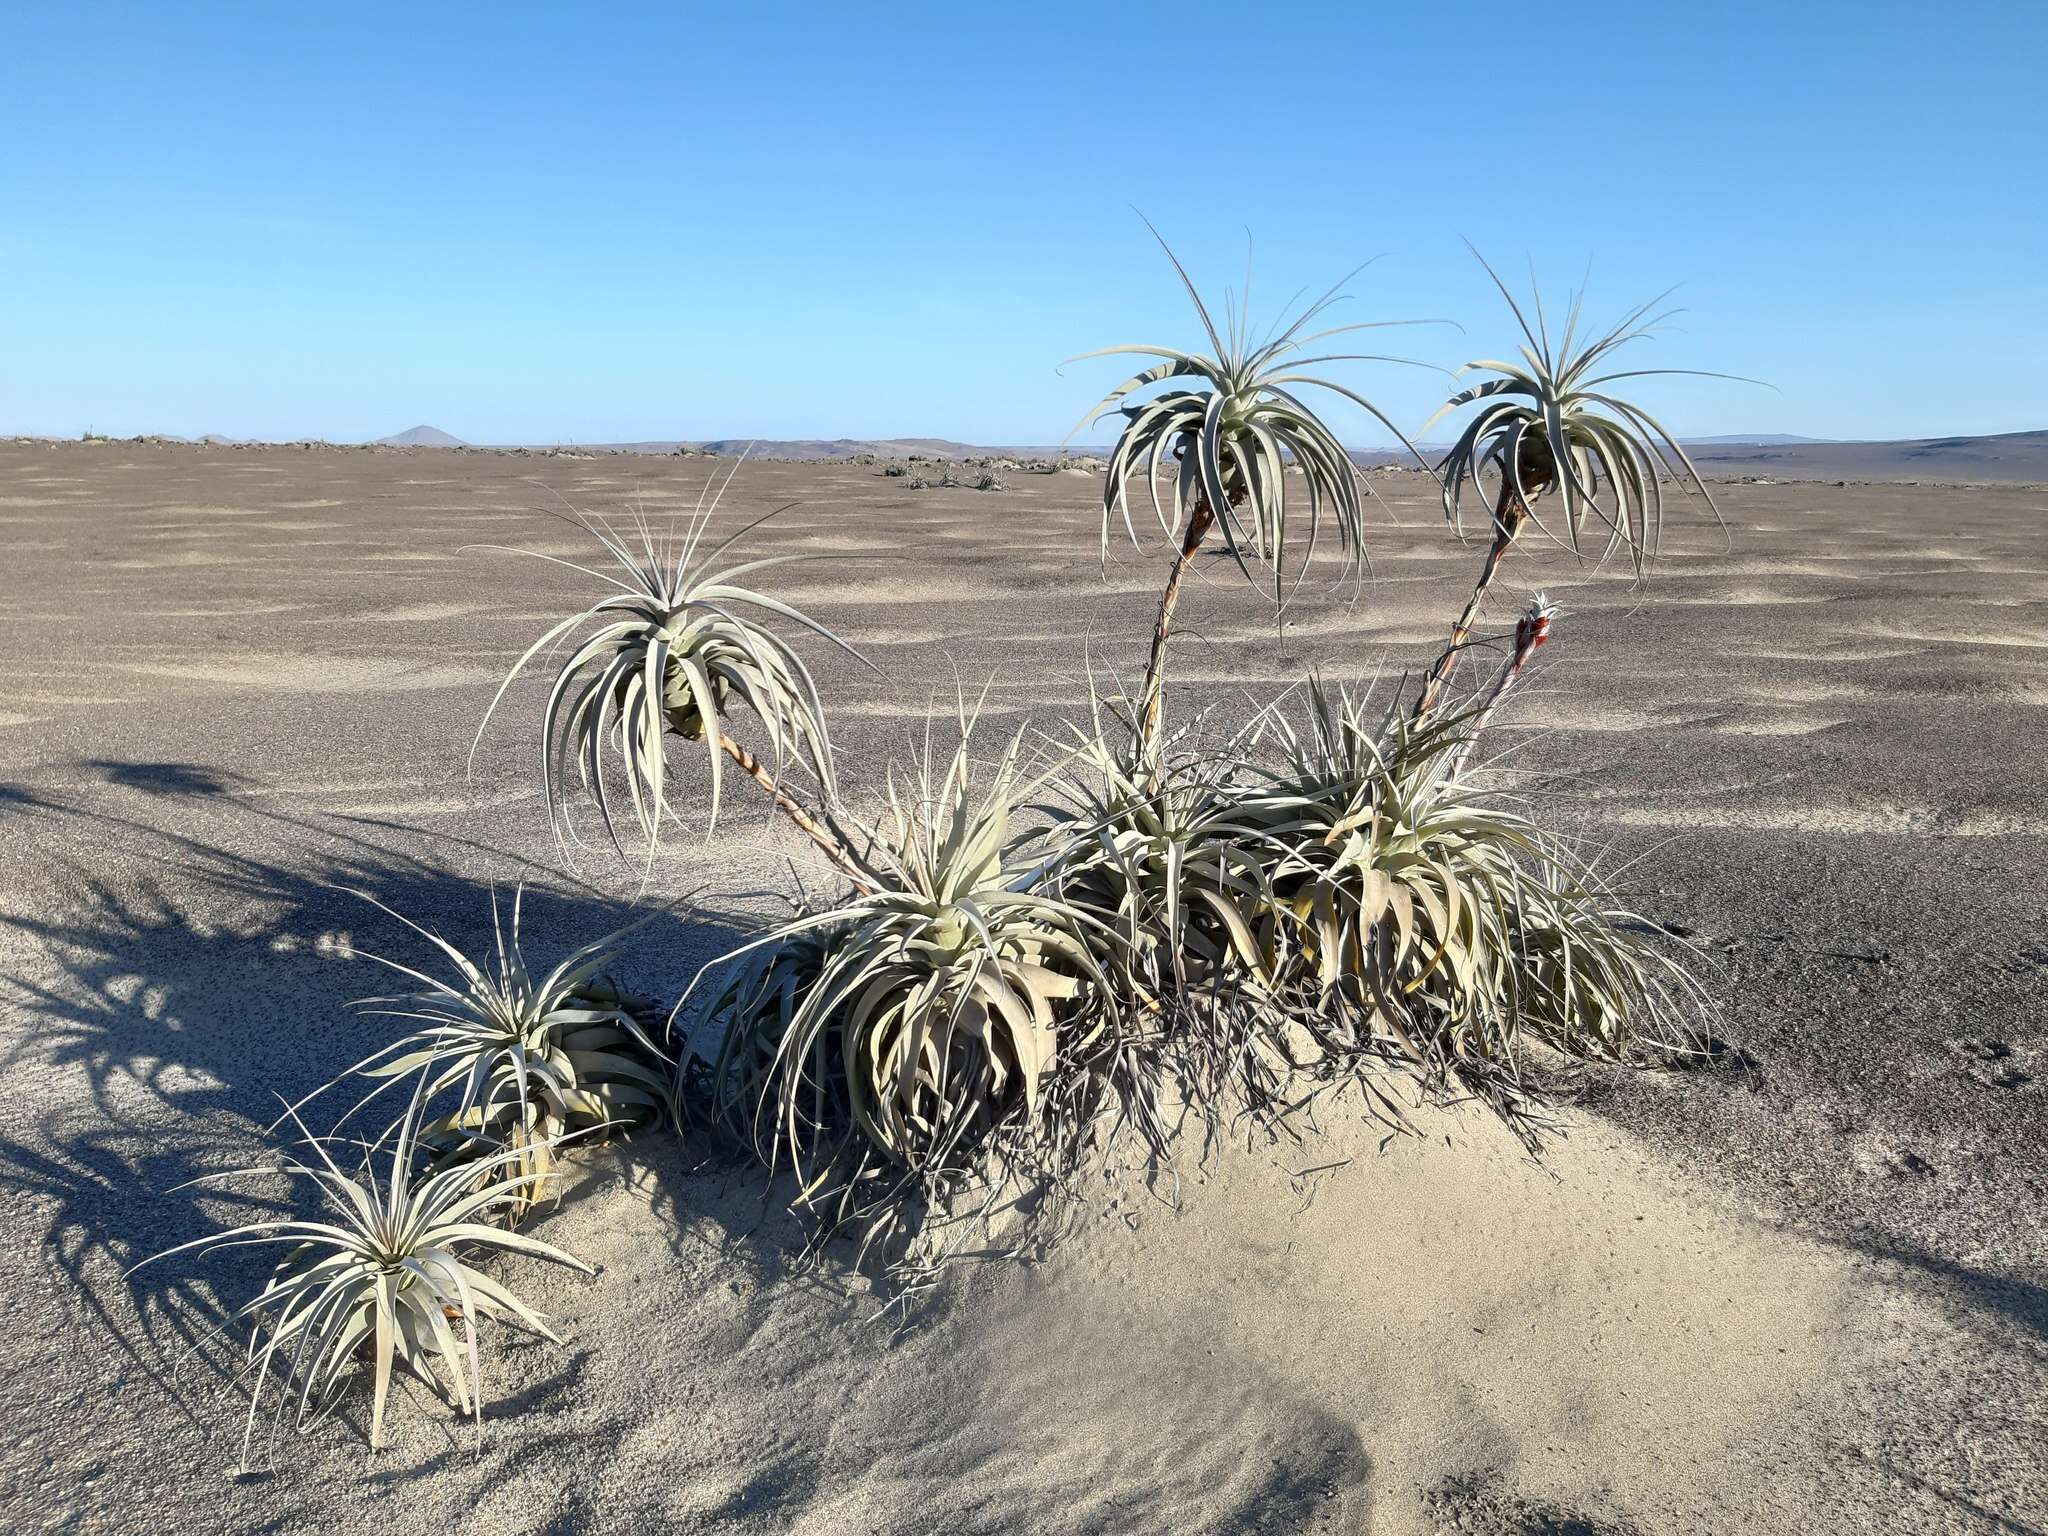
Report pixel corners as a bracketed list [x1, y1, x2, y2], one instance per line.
[681, 727, 1125, 1285]
[473, 470, 869, 868]
[1032, 698, 1296, 1155]
[1503, 857, 1711, 1065]
[1040, 697, 1272, 992]
[680, 908, 844, 1143]
[1243, 679, 1700, 1144]
[1428, 251, 1754, 572]
[297, 890, 669, 1223]
[1068, 228, 1431, 605]
[132, 1086, 591, 1469]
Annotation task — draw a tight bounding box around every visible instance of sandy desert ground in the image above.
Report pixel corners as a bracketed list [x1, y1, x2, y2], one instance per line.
[0, 440, 2042, 1534]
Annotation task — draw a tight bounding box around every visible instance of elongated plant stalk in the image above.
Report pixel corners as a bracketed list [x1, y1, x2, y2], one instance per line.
[1414, 475, 1536, 720]
[1449, 595, 1557, 779]
[1418, 250, 1749, 724]
[716, 730, 875, 895]
[1137, 490, 1218, 772]
[1080, 231, 1425, 777]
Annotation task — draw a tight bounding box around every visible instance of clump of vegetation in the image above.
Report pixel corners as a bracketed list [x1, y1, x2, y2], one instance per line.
[143, 230, 1742, 1463]
[292, 891, 668, 1222]
[478, 244, 1730, 1271]
[133, 1090, 591, 1468]
[683, 723, 1125, 1285]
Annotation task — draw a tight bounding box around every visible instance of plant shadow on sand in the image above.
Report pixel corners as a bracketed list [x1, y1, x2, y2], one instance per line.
[80, 757, 254, 797]
[1852, 1240, 2048, 1348]
[0, 769, 824, 1460]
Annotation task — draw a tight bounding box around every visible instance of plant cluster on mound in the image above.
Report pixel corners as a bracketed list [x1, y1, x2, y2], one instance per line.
[143, 236, 1737, 1463]
[134, 892, 665, 1467]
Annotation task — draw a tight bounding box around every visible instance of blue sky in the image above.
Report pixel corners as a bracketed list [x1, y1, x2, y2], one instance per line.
[2, 2, 2040, 445]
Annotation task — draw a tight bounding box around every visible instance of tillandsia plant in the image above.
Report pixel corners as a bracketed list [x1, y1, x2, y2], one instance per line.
[1240, 676, 1702, 1143]
[1066, 224, 1437, 769]
[1414, 251, 1754, 717]
[1031, 689, 1297, 1156]
[289, 889, 669, 1224]
[472, 466, 876, 882]
[680, 719, 1125, 1286]
[131, 1085, 590, 1469]
[1040, 694, 1271, 996]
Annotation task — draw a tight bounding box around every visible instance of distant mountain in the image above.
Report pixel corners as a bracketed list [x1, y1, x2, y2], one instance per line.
[1682, 428, 2048, 483]
[1900, 428, 2048, 457]
[374, 425, 466, 448]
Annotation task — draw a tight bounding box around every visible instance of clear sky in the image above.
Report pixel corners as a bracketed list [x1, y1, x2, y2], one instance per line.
[2, 1, 2040, 446]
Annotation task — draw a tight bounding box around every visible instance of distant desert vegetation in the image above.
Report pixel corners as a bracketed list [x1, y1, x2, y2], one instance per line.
[317, 424, 2048, 484]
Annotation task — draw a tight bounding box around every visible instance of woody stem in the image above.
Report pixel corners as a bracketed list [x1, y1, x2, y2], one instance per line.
[715, 731, 875, 895]
[1415, 477, 1532, 722]
[1136, 491, 1218, 777]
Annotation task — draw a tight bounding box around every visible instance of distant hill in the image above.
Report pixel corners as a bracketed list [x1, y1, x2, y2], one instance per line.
[1680, 428, 2048, 483]
[374, 425, 466, 448]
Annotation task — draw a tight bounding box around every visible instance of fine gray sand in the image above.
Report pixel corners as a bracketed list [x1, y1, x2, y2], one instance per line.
[1, 441, 2042, 1534]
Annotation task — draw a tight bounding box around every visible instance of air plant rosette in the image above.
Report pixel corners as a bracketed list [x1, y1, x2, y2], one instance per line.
[471, 466, 876, 885]
[1415, 251, 1755, 717]
[288, 890, 671, 1224]
[1236, 675, 1706, 1146]
[1031, 694, 1303, 1164]
[1066, 223, 1439, 770]
[677, 723, 1135, 1290]
[131, 1083, 592, 1470]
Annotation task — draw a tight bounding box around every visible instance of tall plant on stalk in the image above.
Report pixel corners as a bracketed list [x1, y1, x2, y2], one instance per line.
[1067, 227, 1435, 777]
[473, 467, 880, 890]
[1413, 253, 1753, 719]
